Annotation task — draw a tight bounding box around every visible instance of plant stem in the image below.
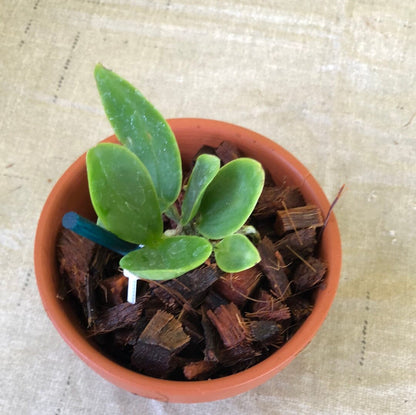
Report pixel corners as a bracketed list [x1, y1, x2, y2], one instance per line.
[165, 204, 181, 224]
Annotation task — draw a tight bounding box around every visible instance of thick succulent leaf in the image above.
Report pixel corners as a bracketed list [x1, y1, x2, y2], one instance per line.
[196, 158, 265, 239]
[86, 143, 163, 245]
[214, 234, 260, 273]
[180, 154, 220, 225]
[120, 236, 213, 280]
[94, 64, 182, 212]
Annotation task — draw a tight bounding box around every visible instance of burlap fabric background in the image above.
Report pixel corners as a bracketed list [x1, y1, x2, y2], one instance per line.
[1, 1, 415, 414]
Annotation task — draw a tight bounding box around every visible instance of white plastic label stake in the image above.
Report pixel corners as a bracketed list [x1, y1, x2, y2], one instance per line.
[123, 269, 140, 304]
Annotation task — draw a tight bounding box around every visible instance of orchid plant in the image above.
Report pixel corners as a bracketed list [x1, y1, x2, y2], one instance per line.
[87, 64, 265, 298]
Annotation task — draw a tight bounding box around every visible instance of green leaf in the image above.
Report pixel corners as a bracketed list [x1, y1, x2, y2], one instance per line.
[86, 143, 163, 245]
[94, 64, 182, 212]
[196, 158, 265, 239]
[120, 236, 212, 280]
[180, 154, 221, 225]
[214, 234, 260, 273]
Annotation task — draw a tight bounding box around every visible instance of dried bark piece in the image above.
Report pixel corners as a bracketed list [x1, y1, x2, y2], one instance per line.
[57, 229, 98, 325]
[92, 295, 149, 335]
[99, 274, 127, 306]
[208, 304, 259, 369]
[257, 237, 292, 299]
[275, 204, 324, 235]
[131, 310, 191, 378]
[292, 256, 327, 292]
[215, 140, 242, 164]
[131, 342, 175, 378]
[152, 265, 222, 313]
[201, 307, 221, 362]
[213, 266, 261, 307]
[56, 229, 96, 303]
[253, 186, 304, 219]
[183, 360, 217, 380]
[247, 290, 291, 321]
[56, 274, 70, 302]
[178, 311, 205, 345]
[112, 319, 148, 348]
[138, 294, 165, 321]
[219, 342, 258, 368]
[274, 227, 317, 263]
[84, 273, 97, 327]
[89, 244, 121, 281]
[207, 303, 248, 348]
[248, 320, 283, 346]
[252, 217, 278, 240]
[139, 310, 190, 353]
[274, 249, 291, 278]
[203, 290, 229, 310]
[286, 296, 314, 322]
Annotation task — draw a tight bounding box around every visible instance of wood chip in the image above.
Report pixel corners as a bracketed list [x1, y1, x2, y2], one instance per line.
[213, 266, 261, 307]
[215, 140, 242, 164]
[139, 310, 190, 353]
[246, 289, 291, 321]
[56, 229, 96, 303]
[274, 227, 317, 263]
[152, 265, 222, 312]
[292, 257, 327, 291]
[92, 295, 149, 335]
[275, 204, 324, 235]
[253, 186, 304, 219]
[183, 360, 217, 380]
[207, 303, 247, 348]
[257, 237, 292, 299]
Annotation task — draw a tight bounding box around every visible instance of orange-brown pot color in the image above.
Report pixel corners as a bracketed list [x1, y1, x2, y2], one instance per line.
[35, 119, 342, 403]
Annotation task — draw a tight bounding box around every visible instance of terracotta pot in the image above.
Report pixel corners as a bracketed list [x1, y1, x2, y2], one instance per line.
[34, 118, 341, 403]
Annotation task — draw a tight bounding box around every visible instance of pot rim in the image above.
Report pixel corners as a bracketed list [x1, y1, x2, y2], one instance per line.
[35, 118, 342, 403]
